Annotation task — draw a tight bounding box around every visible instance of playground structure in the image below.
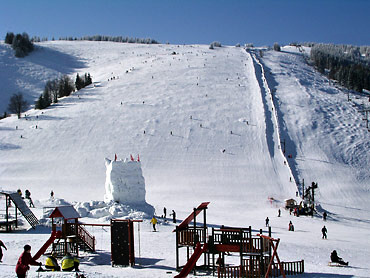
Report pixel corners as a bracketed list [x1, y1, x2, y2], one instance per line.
[44, 206, 96, 257]
[29, 206, 142, 267]
[0, 191, 39, 232]
[175, 202, 304, 278]
[111, 219, 142, 266]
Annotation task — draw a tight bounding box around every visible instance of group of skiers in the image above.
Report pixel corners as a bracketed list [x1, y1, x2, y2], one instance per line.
[150, 207, 177, 232]
[16, 189, 35, 208]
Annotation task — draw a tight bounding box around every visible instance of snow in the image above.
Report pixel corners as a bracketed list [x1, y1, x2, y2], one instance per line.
[0, 41, 369, 277]
[104, 157, 147, 205]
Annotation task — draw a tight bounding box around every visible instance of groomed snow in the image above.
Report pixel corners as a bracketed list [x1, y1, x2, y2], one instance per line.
[0, 41, 369, 277]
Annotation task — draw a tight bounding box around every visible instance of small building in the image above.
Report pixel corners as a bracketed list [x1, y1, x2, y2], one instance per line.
[285, 199, 297, 209]
[48, 206, 95, 256]
[49, 205, 80, 236]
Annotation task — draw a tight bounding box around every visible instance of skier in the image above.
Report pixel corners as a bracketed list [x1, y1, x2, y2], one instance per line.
[17, 189, 22, 198]
[278, 209, 281, 217]
[289, 221, 294, 231]
[330, 250, 348, 266]
[15, 245, 42, 278]
[150, 216, 158, 232]
[163, 207, 167, 218]
[0, 239, 7, 262]
[322, 225, 327, 239]
[61, 253, 79, 272]
[50, 190, 54, 200]
[45, 253, 60, 271]
[25, 190, 35, 208]
[265, 217, 269, 227]
[323, 212, 327, 221]
[170, 210, 176, 223]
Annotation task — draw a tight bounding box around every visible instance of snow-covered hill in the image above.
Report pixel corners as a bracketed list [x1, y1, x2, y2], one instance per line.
[0, 41, 369, 277]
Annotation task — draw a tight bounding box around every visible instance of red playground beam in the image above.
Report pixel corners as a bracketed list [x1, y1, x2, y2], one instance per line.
[176, 202, 210, 231]
[257, 234, 286, 278]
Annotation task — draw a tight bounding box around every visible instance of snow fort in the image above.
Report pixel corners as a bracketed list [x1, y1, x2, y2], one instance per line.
[104, 156, 146, 204]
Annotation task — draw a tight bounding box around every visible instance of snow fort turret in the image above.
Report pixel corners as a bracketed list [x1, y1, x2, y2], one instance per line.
[104, 156, 146, 204]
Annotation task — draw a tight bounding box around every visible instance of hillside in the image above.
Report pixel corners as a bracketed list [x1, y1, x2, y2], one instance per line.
[0, 41, 369, 277]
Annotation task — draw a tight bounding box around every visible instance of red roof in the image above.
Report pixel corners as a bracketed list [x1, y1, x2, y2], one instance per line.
[48, 206, 80, 219]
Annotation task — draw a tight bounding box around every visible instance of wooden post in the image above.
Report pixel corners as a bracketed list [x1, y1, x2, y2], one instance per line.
[193, 208, 197, 275]
[239, 229, 243, 276]
[260, 229, 264, 276]
[175, 226, 179, 270]
[203, 207, 207, 267]
[268, 226, 272, 259]
[15, 202, 18, 228]
[5, 195, 9, 232]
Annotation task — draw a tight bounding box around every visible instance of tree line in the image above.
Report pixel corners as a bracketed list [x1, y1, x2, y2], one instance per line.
[310, 44, 370, 92]
[35, 73, 92, 109]
[58, 35, 159, 44]
[5, 32, 34, 57]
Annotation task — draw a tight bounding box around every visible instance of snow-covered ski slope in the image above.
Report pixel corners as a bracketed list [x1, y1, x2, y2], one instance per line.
[0, 41, 298, 219]
[0, 41, 370, 277]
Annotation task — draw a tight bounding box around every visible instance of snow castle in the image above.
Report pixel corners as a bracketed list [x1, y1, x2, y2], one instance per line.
[104, 156, 146, 204]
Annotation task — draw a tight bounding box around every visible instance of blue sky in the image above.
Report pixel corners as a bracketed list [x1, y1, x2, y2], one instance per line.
[1, 0, 369, 46]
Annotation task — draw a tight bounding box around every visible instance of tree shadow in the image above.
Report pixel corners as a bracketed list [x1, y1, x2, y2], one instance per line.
[28, 45, 86, 74]
[0, 143, 21, 151]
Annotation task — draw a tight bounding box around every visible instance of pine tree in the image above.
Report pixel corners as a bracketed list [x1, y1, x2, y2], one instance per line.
[75, 73, 83, 90]
[5, 32, 14, 44]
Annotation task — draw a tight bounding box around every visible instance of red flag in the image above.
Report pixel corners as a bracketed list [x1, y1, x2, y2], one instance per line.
[130, 154, 134, 161]
[137, 154, 140, 162]
[114, 154, 117, 161]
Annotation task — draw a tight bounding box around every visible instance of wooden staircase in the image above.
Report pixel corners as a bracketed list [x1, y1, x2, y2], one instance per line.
[76, 224, 95, 252]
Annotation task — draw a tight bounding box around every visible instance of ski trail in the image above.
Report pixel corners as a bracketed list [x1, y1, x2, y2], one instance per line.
[250, 49, 298, 194]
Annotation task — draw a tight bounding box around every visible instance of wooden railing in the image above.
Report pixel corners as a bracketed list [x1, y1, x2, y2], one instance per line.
[178, 227, 206, 246]
[77, 225, 95, 252]
[218, 266, 242, 278]
[212, 228, 270, 254]
[270, 260, 304, 277]
[218, 260, 304, 278]
[46, 241, 78, 257]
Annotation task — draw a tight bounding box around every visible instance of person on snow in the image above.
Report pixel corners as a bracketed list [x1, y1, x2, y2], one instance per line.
[61, 252, 79, 272]
[17, 189, 23, 198]
[265, 217, 269, 227]
[50, 190, 54, 200]
[216, 254, 224, 268]
[45, 252, 60, 271]
[278, 209, 281, 217]
[322, 226, 327, 239]
[25, 190, 35, 208]
[323, 212, 327, 221]
[15, 244, 42, 278]
[288, 221, 294, 231]
[331, 250, 348, 266]
[150, 216, 158, 232]
[170, 210, 176, 223]
[0, 239, 7, 262]
[163, 207, 167, 218]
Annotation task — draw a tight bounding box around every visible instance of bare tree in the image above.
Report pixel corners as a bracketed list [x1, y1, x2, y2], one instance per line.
[7, 93, 28, 119]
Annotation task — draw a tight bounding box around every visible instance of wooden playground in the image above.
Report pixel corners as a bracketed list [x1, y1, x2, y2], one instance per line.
[174, 202, 304, 278]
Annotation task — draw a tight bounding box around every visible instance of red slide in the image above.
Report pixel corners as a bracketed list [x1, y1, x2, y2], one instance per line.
[33, 230, 61, 260]
[174, 242, 208, 278]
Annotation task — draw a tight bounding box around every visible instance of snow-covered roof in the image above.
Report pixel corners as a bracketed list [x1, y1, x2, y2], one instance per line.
[49, 206, 80, 219]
